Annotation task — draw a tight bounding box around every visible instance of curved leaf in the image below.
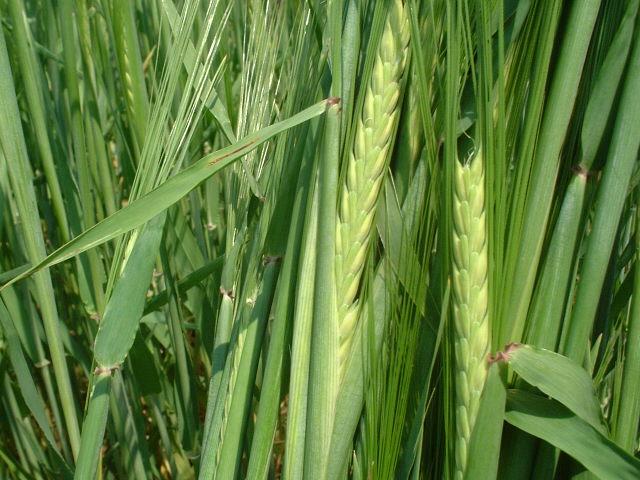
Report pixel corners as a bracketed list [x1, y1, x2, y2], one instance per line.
[505, 390, 640, 480]
[0, 100, 328, 293]
[506, 344, 605, 433]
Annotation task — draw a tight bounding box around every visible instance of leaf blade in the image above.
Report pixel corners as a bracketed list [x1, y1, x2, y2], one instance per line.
[505, 390, 640, 480]
[0, 100, 328, 293]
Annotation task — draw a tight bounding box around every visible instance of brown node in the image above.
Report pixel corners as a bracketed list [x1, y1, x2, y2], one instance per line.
[35, 359, 51, 369]
[263, 254, 283, 266]
[94, 364, 119, 376]
[571, 163, 594, 179]
[220, 286, 235, 300]
[488, 342, 521, 364]
[327, 97, 342, 110]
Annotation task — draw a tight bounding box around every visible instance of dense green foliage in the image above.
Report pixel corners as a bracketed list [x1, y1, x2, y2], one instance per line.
[0, 0, 639, 478]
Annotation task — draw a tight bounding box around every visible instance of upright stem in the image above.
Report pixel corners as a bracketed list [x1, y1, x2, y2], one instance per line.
[0, 26, 81, 460]
[501, 0, 602, 346]
[562, 20, 640, 363]
[305, 99, 341, 479]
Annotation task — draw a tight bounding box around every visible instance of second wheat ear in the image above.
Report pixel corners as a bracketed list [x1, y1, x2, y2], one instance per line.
[452, 150, 490, 480]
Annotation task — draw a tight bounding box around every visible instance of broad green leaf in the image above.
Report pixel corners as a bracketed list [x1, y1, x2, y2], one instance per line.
[506, 344, 605, 433]
[505, 390, 640, 480]
[0, 100, 328, 293]
[93, 215, 164, 367]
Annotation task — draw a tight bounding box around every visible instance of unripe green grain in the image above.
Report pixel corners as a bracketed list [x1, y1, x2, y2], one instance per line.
[335, 0, 410, 369]
[452, 150, 490, 480]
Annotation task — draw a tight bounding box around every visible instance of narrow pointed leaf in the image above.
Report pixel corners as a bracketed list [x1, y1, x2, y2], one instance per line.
[0, 100, 328, 292]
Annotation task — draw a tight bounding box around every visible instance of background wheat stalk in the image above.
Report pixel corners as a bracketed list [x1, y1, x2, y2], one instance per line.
[452, 150, 490, 479]
[335, 0, 410, 369]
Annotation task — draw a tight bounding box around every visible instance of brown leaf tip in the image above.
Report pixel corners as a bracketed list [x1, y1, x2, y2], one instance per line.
[488, 342, 521, 364]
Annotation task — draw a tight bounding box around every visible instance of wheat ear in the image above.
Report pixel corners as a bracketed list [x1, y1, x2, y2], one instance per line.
[452, 150, 490, 480]
[335, 0, 410, 369]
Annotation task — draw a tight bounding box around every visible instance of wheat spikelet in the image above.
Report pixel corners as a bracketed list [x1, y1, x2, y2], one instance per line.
[452, 150, 490, 480]
[335, 0, 410, 369]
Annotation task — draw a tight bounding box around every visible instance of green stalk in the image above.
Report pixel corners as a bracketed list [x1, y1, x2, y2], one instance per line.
[509, 4, 639, 476]
[0, 297, 59, 456]
[303, 4, 344, 470]
[7, 0, 70, 243]
[2, 375, 43, 477]
[562, 20, 640, 363]
[304, 99, 341, 479]
[283, 184, 318, 480]
[73, 371, 112, 480]
[160, 241, 197, 451]
[109, 372, 152, 479]
[59, 0, 105, 312]
[214, 260, 280, 479]
[525, 176, 586, 350]
[614, 192, 640, 451]
[200, 228, 246, 452]
[527, 0, 638, 351]
[247, 132, 317, 479]
[206, 285, 234, 420]
[497, 0, 562, 347]
[0, 26, 81, 459]
[502, 0, 602, 346]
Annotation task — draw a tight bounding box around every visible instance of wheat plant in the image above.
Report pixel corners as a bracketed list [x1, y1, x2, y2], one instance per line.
[0, 0, 639, 479]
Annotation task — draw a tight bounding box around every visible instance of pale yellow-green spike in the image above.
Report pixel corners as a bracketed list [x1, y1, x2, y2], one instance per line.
[335, 0, 410, 372]
[452, 150, 490, 480]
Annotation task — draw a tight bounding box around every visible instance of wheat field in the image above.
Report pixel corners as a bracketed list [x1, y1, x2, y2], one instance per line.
[0, 0, 639, 479]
